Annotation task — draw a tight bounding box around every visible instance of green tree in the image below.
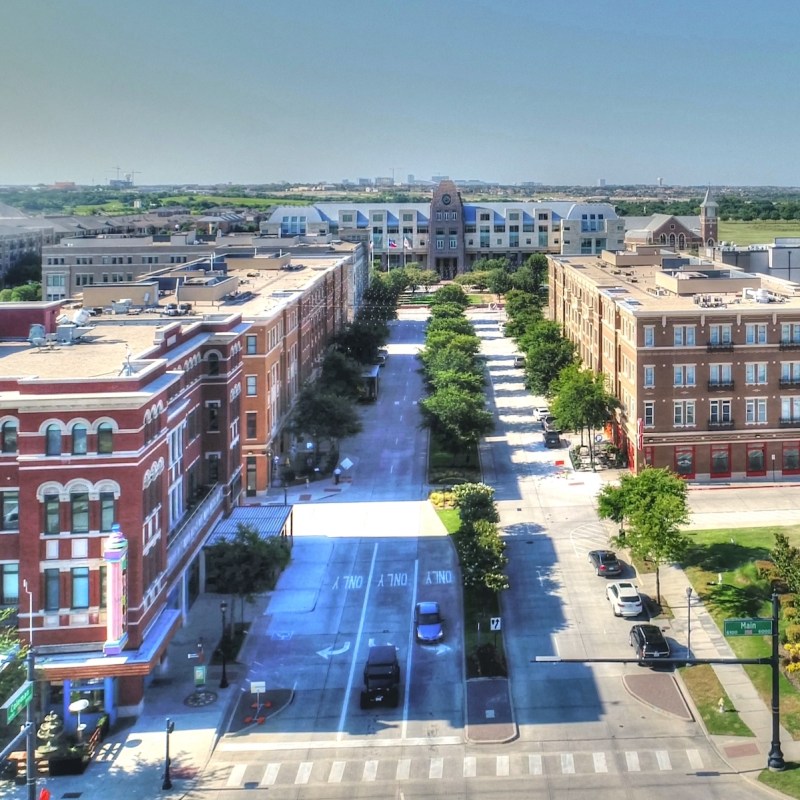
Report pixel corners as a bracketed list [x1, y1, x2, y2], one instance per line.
[419, 269, 439, 292]
[10, 283, 41, 302]
[522, 321, 576, 395]
[430, 368, 485, 395]
[426, 315, 475, 338]
[431, 283, 469, 308]
[290, 385, 363, 463]
[452, 482, 499, 525]
[319, 349, 365, 399]
[420, 386, 493, 457]
[596, 482, 626, 536]
[455, 519, 509, 592]
[771, 533, 800, 593]
[487, 268, 512, 298]
[333, 318, 389, 364]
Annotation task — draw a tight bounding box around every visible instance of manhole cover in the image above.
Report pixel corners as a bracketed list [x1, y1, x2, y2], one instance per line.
[184, 690, 218, 707]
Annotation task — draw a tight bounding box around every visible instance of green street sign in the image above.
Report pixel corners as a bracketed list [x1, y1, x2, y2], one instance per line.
[724, 618, 773, 637]
[2, 681, 33, 725]
[194, 665, 207, 687]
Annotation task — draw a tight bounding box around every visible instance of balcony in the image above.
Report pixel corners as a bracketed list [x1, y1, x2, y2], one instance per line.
[780, 418, 800, 428]
[167, 484, 224, 573]
[706, 341, 734, 353]
[779, 378, 800, 389]
[779, 341, 800, 351]
[708, 419, 735, 430]
[707, 380, 734, 391]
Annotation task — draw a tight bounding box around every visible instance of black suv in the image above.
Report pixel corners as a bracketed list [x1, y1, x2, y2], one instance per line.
[629, 624, 670, 662]
[360, 645, 400, 708]
[588, 549, 622, 577]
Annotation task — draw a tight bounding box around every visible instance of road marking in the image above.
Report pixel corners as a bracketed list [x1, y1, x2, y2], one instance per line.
[560, 753, 575, 774]
[687, 749, 704, 769]
[295, 762, 313, 784]
[328, 761, 345, 783]
[396, 758, 411, 780]
[429, 757, 443, 779]
[656, 750, 672, 771]
[363, 760, 378, 781]
[221, 736, 462, 752]
[401, 558, 419, 741]
[625, 751, 640, 771]
[528, 754, 543, 775]
[593, 752, 608, 773]
[463, 756, 476, 777]
[496, 755, 510, 776]
[226, 764, 246, 787]
[259, 763, 280, 786]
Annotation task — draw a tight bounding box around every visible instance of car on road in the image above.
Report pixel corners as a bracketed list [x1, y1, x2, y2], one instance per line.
[542, 415, 560, 433]
[588, 549, 623, 577]
[606, 581, 643, 617]
[533, 405, 550, 421]
[360, 645, 400, 708]
[629, 624, 670, 661]
[513, 355, 526, 368]
[543, 430, 561, 448]
[414, 601, 444, 643]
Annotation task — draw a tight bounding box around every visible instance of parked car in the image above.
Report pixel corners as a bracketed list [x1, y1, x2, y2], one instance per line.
[606, 581, 643, 617]
[360, 645, 400, 708]
[533, 405, 550, 421]
[542, 415, 560, 433]
[414, 601, 444, 643]
[513, 355, 526, 368]
[543, 430, 561, 448]
[629, 624, 670, 662]
[588, 549, 622, 577]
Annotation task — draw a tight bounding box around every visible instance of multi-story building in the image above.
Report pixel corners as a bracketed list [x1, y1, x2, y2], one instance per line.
[260, 180, 625, 276]
[550, 245, 800, 481]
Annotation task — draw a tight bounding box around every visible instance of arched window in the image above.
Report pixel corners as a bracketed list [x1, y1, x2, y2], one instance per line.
[45, 425, 62, 456]
[72, 424, 88, 455]
[97, 423, 114, 454]
[1, 422, 17, 454]
[208, 353, 220, 376]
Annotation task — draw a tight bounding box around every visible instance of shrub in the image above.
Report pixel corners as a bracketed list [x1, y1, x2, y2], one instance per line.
[755, 559, 777, 580]
[429, 490, 455, 508]
[785, 623, 800, 644]
[779, 593, 797, 608]
[452, 482, 499, 525]
[783, 605, 798, 621]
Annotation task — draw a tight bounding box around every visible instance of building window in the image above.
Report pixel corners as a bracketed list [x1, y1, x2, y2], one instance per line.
[208, 353, 220, 376]
[781, 361, 800, 385]
[245, 335, 257, 355]
[207, 454, 220, 483]
[746, 444, 766, 475]
[100, 491, 116, 532]
[673, 401, 696, 426]
[745, 362, 768, 385]
[673, 365, 696, 387]
[0, 564, 18, 605]
[709, 363, 733, 386]
[643, 446, 654, 466]
[709, 324, 732, 345]
[643, 326, 655, 348]
[642, 366, 655, 388]
[70, 492, 89, 533]
[781, 323, 800, 345]
[745, 398, 767, 424]
[710, 445, 731, 477]
[673, 325, 696, 346]
[1, 492, 18, 531]
[246, 412, 257, 439]
[745, 323, 767, 344]
[71, 425, 88, 455]
[784, 443, 800, 474]
[208, 405, 220, 432]
[71, 567, 89, 609]
[246, 376, 257, 396]
[44, 494, 60, 534]
[45, 425, 61, 456]
[674, 446, 695, 478]
[643, 401, 654, 427]
[97, 423, 114, 454]
[1, 422, 17, 454]
[45, 569, 59, 611]
[99, 565, 107, 608]
[710, 399, 733, 424]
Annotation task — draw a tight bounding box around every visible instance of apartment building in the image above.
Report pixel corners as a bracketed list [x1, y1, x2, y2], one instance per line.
[549, 246, 800, 480]
[260, 180, 625, 276]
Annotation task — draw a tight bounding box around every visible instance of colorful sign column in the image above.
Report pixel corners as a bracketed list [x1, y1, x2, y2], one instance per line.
[103, 524, 129, 655]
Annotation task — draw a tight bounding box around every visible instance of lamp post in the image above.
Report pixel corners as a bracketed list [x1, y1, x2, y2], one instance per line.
[219, 601, 229, 689]
[686, 586, 693, 665]
[22, 579, 32, 648]
[162, 717, 175, 790]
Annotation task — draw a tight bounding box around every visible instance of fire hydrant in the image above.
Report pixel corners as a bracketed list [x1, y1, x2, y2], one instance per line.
[717, 697, 725, 713]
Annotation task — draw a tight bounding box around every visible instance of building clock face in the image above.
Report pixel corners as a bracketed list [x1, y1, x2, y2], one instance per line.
[441, 193, 451, 205]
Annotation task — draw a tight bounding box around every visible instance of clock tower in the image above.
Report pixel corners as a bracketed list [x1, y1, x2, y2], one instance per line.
[428, 180, 466, 278]
[700, 188, 718, 247]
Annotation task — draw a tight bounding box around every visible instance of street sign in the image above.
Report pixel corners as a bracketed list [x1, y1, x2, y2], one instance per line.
[2, 680, 32, 725]
[193, 665, 207, 687]
[250, 681, 266, 694]
[490, 617, 502, 631]
[724, 618, 773, 637]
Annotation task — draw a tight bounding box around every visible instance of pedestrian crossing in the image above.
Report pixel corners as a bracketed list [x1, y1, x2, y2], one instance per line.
[220, 747, 707, 787]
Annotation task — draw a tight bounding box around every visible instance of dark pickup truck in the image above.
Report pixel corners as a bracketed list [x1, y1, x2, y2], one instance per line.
[360, 645, 400, 708]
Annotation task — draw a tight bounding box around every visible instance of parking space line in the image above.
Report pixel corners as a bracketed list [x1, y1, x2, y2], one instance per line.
[463, 756, 476, 777]
[363, 760, 378, 781]
[401, 558, 419, 741]
[396, 758, 411, 780]
[687, 749, 704, 770]
[656, 750, 672, 771]
[429, 757, 443, 779]
[528, 754, 543, 775]
[496, 755, 510, 776]
[593, 752, 608, 773]
[625, 751, 640, 771]
[561, 753, 575, 774]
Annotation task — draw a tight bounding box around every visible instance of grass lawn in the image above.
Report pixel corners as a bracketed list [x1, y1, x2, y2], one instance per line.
[679, 665, 754, 736]
[719, 220, 800, 246]
[760, 764, 800, 798]
[436, 508, 460, 534]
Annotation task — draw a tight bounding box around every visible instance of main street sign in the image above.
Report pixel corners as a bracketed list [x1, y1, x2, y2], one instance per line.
[724, 618, 773, 637]
[2, 680, 32, 725]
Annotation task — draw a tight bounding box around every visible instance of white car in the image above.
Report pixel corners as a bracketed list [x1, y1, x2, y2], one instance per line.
[606, 581, 643, 617]
[533, 405, 549, 421]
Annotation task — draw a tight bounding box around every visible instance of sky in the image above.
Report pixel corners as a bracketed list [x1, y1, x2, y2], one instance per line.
[2, 0, 800, 188]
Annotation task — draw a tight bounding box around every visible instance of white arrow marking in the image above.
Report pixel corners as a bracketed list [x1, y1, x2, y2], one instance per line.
[317, 641, 351, 659]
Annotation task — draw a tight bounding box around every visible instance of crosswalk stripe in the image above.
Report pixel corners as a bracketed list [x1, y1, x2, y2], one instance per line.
[593, 752, 608, 773]
[260, 763, 280, 786]
[656, 751, 672, 771]
[687, 749, 703, 770]
[396, 758, 411, 780]
[561, 753, 575, 774]
[464, 756, 476, 777]
[227, 764, 246, 787]
[429, 757, 443, 779]
[328, 761, 345, 783]
[625, 751, 640, 772]
[528, 754, 543, 775]
[363, 760, 378, 781]
[497, 755, 510, 776]
[295, 762, 313, 784]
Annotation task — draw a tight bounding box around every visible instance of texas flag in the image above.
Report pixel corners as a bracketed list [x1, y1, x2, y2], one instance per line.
[388, 239, 398, 249]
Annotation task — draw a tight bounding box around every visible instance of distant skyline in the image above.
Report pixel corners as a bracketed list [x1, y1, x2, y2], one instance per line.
[3, 0, 800, 187]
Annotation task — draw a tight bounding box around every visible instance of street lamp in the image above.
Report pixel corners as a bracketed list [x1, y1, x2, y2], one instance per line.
[161, 717, 175, 790]
[219, 601, 229, 689]
[22, 579, 32, 648]
[686, 586, 693, 665]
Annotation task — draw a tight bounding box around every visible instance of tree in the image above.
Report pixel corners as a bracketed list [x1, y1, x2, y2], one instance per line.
[455, 519, 509, 592]
[333, 318, 389, 364]
[290, 385, 363, 463]
[431, 283, 469, 308]
[420, 385, 493, 456]
[487, 269, 511, 298]
[426, 315, 475, 338]
[419, 270, 439, 293]
[522, 321, 576, 395]
[319, 349, 364, 399]
[430, 368, 485, 395]
[205, 523, 291, 628]
[453, 482, 499, 526]
[596, 482, 626, 536]
[771, 533, 800, 593]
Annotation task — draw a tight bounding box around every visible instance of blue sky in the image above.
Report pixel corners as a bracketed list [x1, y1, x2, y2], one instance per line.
[2, 0, 800, 187]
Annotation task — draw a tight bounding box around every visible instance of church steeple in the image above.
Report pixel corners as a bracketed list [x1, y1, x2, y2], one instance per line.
[700, 187, 718, 247]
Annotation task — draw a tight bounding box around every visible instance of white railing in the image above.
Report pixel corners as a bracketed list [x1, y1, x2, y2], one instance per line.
[166, 484, 223, 572]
